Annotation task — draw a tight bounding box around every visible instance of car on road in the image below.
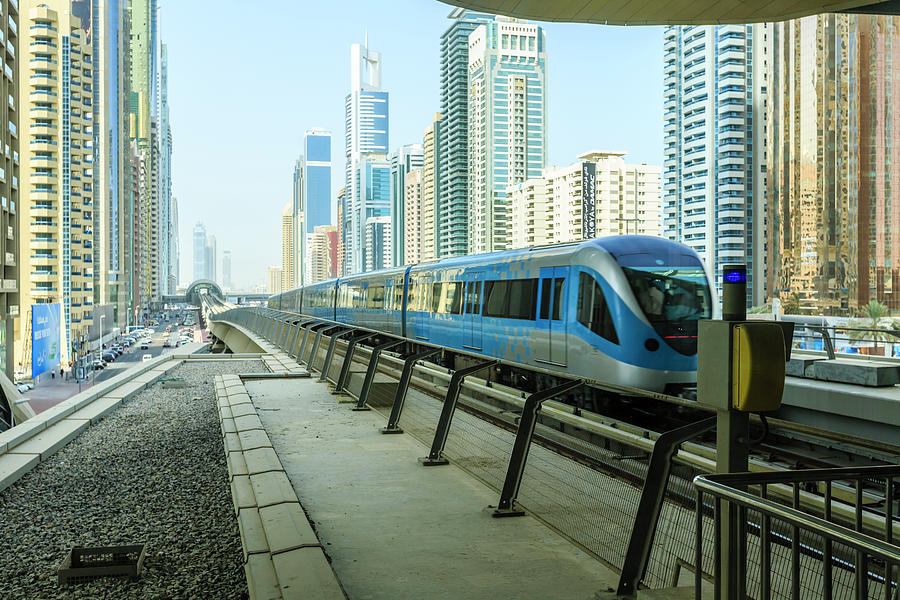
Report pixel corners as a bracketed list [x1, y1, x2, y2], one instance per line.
[140, 342, 149, 349]
[142, 354, 153, 363]
[162, 340, 171, 348]
[16, 382, 33, 393]
[91, 361, 106, 370]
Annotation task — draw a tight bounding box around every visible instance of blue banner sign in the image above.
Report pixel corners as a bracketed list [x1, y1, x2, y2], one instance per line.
[32, 303, 61, 379]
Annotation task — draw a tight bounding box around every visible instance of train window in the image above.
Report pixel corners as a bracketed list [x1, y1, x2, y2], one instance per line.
[446, 282, 462, 314]
[483, 281, 508, 317]
[577, 273, 619, 344]
[465, 281, 482, 315]
[407, 282, 417, 310]
[508, 279, 538, 320]
[431, 283, 443, 313]
[368, 285, 385, 309]
[540, 277, 565, 320]
[419, 279, 430, 312]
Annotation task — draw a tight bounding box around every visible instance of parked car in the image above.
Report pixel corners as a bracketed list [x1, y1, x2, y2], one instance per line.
[91, 361, 106, 370]
[16, 382, 33, 393]
[141, 354, 153, 363]
[102, 352, 117, 363]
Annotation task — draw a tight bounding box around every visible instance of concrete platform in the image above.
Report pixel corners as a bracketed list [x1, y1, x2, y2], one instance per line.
[246, 377, 620, 600]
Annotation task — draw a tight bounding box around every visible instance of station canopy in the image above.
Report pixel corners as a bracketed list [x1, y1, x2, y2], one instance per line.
[438, 0, 900, 25]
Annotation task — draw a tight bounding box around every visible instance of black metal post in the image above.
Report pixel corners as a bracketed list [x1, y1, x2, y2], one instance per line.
[287, 319, 314, 358]
[354, 339, 404, 411]
[616, 416, 717, 596]
[381, 348, 443, 434]
[334, 332, 377, 394]
[492, 379, 585, 517]
[420, 360, 496, 466]
[320, 328, 354, 382]
[307, 325, 339, 372]
[296, 321, 323, 365]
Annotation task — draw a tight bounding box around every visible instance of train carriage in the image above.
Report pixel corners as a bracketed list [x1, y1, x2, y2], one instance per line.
[268, 235, 717, 393]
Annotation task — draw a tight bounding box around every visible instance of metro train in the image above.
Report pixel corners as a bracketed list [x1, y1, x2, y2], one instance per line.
[269, 235, 719, 393]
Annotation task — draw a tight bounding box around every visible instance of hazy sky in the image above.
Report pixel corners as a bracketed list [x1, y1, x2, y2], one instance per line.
[165, 1, 663, 289]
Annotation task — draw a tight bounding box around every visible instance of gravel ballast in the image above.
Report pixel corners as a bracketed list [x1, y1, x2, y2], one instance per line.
[0, 359, 267, 600]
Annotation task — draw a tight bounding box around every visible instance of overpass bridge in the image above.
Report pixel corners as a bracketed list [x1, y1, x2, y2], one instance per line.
[162, 280, 270, 307]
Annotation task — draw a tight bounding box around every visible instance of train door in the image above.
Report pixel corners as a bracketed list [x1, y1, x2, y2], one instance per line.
[535, 267, 569, 367]
[463, 273, 484, 350]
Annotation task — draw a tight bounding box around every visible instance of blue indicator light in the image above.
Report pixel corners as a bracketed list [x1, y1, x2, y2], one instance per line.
[724, 269, 746, 283]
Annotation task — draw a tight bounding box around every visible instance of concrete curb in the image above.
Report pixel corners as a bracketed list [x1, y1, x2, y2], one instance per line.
[214, 374, 345, 600]
[0, 345, 211, 493]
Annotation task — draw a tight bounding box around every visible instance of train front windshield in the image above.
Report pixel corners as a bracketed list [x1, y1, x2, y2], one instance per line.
[618, 253, 712, 355]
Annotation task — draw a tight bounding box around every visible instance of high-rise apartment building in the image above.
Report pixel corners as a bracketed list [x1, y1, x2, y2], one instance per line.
[336, 186, 346, 277]
[438, 10, 494, 258]
[309, 225, 338, 283]
[160, 43, 174, 295]
[467, 18, 548, 254]
[422, 113, 442, 260]
[267, 266, 283, 294]
[171, 196, 179, 287]
[662, 24, 767, 305]
[16, 1, 93, 368]
[192, 222, 207, 281]
[0, 0, 17, 378]
[767, 14, 900, 314]
[389, 144, 423, 266]
[509, 152, 662, 250]
[364, 217, 391, 272]
[289, 158, 302, 286]
[222, 250, 232, 290]
[344, 40, 388, 274]
[281, 201, 295, 292]
[404, 168, 424, 264]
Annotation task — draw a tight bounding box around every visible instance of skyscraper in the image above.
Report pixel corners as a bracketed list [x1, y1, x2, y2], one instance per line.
[662, 24, 767, 306]
[281, 202, 295, 292]
[193, 222, 207, 281]
[344, 40, 389, 274]
[0, 0, 18, 378]
[422, 113, 442, 260]
[404, 168, 425, 264]
[300, 129, 331, 284]
[222, 250, 232, 290]
[767, 15, 900, 314]
[160, 44, 174, 295]
[438, 10, 495, 258]
[365, 217, 392, 272]
[389, 144, 424, 266]
[309, 226, 338, 283]
[206, 235, 217, 284]
[290, 158, 302, 287]
[16, 1, 93, 367]
[467, 18, 548, 254]
[267, 267, 283, 294]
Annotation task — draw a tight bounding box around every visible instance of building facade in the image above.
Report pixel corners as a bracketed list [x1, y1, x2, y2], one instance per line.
[662, 24, 767, 305]
[422, 113, 442, 260]
[0, 0, 18, 378]
[299, 129, 331, 284]
[438, 9, 494, 258]
[267, 266, 283, 294]
[205, 234, 216, 284]
[281, 201, 294, 292]
[364, 216, 391, 272]
[344, 40, 388, 274]
[222, 249, 232, 290]
[467, 18, 548, 254]
[404, 168, 424, 264]
[192, 222, 206, 281]
[309, 225, 337, 283]
[767, 15, 900, 314]
[509, 152, 662, 249]
[16, 1, 93, 368]
[389, 144, 423, 266]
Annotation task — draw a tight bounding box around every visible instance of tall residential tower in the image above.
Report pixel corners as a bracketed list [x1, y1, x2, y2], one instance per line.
[661, 24, 767, 305]
[467, 18, 548, 254]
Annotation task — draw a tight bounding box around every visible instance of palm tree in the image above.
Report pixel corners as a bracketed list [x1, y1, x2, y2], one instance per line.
[850, 300, 896, 354]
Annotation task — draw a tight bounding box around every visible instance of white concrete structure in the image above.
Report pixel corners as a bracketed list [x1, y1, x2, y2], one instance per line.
[509, 151, 661, 249]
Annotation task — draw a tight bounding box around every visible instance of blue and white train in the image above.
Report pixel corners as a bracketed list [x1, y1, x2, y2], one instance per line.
[269, 235, 718, 393]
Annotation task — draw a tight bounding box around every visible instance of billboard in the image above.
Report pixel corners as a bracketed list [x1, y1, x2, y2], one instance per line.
[32, 303, 61, 379]
[581, 162, 597, 239]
